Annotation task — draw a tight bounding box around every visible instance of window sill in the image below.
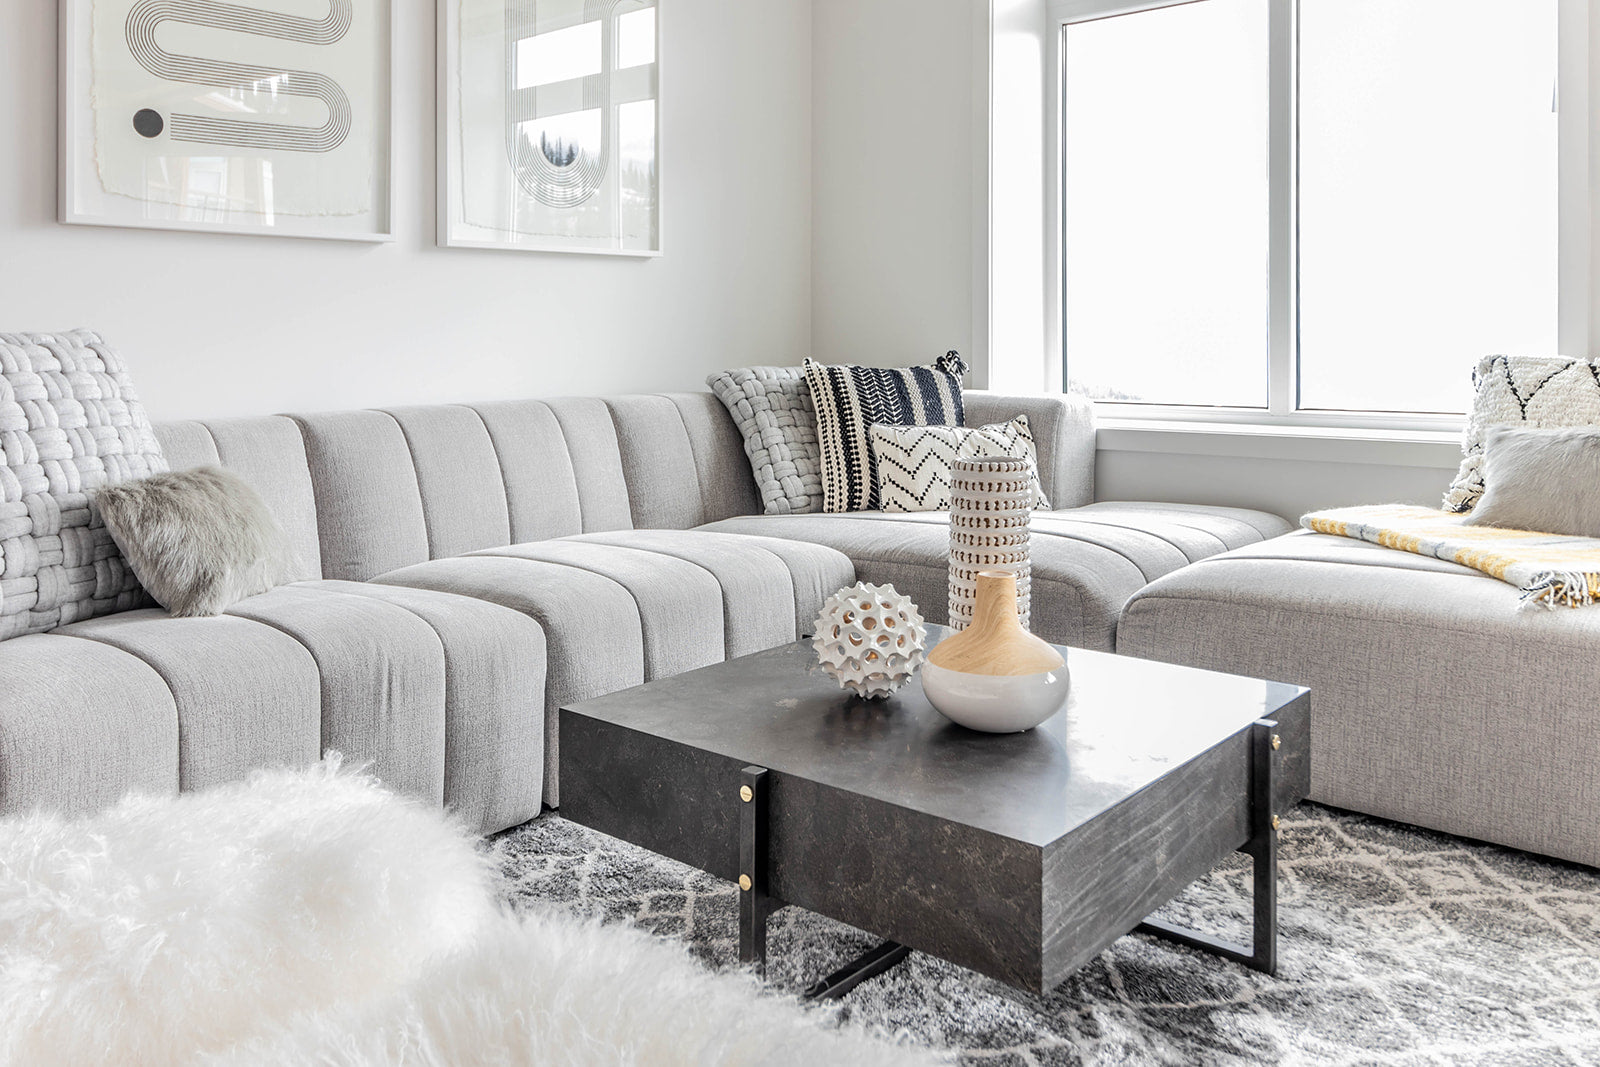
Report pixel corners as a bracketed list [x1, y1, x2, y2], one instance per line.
[1095, 417, 1464, 467]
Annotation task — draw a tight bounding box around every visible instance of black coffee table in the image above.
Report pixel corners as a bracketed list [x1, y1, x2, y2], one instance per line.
[559, 628, 1309, 997]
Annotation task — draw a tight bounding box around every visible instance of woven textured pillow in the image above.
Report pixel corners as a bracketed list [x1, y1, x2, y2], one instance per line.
[805, 351, 966, 513]
[94, 466, 297, 616]
[705, 366, 822, 514]
[0, 330, 166, 641]
[1445, 355, 1600, 513]
[870, 416, 1051, 513]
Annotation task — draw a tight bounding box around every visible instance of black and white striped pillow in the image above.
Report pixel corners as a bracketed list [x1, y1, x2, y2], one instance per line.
[803, 351, 967, 512]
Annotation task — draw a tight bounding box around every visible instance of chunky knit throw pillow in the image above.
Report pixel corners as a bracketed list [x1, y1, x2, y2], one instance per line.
[0, 330, 166, 640]
[1446, 355, 1600, 513]
[706, 366, 822, 515]
[805, 352, 966, 513]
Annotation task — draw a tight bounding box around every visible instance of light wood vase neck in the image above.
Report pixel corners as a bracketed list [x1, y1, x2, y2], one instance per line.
[927, 572, 1065, 676]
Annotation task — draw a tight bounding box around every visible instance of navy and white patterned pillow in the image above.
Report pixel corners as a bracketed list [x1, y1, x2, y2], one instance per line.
[870, 416, 1050, 513]
[804, 352, 967, 512]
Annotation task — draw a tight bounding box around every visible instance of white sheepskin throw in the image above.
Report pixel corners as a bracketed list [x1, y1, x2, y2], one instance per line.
[205, 911, 939, 1067]
[0, 762, 938, 1067]
[0, 759, 497, 1067]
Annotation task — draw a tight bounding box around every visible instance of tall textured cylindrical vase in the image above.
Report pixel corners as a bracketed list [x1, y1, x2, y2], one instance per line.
[948, 456, 1034, 631]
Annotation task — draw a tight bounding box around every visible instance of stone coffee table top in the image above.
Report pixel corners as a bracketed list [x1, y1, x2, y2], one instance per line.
[561, 627, 1310, 992]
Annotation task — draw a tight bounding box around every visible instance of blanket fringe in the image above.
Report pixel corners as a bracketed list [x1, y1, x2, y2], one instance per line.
[1519, 571, 1600, 611]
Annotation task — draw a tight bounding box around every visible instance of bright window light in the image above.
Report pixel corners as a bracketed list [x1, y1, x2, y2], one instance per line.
[1297, 0, 1557, 413]
[618, 8, 655, 69]
[1063, 0, 1270, 407]
[515, 21, 601, 90]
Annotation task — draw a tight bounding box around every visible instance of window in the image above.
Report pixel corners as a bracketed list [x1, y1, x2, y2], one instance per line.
[1052, 0, 1578, 424]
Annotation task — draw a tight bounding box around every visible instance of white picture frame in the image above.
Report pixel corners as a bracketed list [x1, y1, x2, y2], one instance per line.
[439, 0, 662, 256]
[59, 0, 394, 243]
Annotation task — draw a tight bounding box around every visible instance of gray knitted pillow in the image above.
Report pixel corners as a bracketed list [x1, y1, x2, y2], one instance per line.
[706, 366, 823, 514]
[94, 466, 296, 616]
[0, 330, 166, 641]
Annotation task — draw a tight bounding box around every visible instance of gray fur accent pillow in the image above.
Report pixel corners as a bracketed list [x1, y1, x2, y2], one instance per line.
[1461, 426, 1600, 538]
[93, 466, 296, 616]
[706, 366, 823, 514]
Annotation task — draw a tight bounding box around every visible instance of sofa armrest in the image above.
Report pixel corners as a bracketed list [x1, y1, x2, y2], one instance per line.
[962, 391, 1096, 508]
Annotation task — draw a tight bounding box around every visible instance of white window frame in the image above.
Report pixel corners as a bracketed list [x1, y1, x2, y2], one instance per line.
[1045, 0, 1590, 432]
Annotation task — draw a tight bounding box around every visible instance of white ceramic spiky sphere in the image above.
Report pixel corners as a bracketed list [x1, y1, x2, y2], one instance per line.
[812, 582, 927, 699]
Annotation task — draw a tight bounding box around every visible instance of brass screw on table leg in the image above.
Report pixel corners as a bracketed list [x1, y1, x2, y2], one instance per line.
[1271, 734, 1282, 751]
[1271, 815, 1281, 831]
[740, 785, 753, 802]
[739, 875, 752, 891]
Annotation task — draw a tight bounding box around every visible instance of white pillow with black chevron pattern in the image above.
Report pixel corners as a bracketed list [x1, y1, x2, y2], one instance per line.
[805, 352, 966, 513]
[869, 416, 1050, 513]
[1446, 355, 1600, 513]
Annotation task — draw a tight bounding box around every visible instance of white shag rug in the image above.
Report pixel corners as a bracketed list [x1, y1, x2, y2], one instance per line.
[0, 760, 935, 1067]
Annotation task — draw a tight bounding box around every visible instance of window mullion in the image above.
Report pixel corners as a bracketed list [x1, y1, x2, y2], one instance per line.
[1556, 0, 1590, 357]
[1266, 0, 1295, 416]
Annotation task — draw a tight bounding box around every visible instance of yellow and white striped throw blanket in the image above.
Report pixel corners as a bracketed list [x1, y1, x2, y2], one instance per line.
[1302, 504, 1600, 610]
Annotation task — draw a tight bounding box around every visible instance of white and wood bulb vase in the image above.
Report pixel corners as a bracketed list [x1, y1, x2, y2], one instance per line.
[923, 571, 1068, 732]
[948, 456, 1034, 631]
[812, 582, 928, 699]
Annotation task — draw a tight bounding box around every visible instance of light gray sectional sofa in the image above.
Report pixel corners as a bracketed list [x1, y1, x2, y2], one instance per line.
[1119, 532, 1600, 869]
[0, 388, 1292, 834]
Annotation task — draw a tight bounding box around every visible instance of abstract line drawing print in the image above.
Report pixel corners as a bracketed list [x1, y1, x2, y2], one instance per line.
[74, 0, 389, 230]
[123, 0, 354, 153]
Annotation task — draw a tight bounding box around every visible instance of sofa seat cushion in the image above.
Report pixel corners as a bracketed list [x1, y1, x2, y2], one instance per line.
[310, 582, 547, 835]
[371, 530, 854, 807]
[1116, 530, 1600, 867]
[53, 610, 321, 794]
[11, 585, 543, 833]
[0, 634, 178, 818]
[698, 502, 1291, 652]
[207, 582, 545, 833]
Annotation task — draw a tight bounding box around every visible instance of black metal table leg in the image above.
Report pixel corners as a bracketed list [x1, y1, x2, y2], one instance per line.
[1135, 718, 1280, 974]
[739, 765, 770, 975]
[736, 764, 913, 996]
[800, 940, 915, 1004]
[803, 940, 912, 1000]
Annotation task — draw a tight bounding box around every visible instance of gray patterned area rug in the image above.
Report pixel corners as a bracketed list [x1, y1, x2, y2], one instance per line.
[491, 806, 1600, 1066]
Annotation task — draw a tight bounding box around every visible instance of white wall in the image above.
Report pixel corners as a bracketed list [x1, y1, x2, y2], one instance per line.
[810, 0, 982, 377]
[0, 1, 813, 421]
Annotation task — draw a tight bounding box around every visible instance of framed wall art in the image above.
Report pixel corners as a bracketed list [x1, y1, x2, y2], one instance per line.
[440, 0, 660, 255]
[59, 0, 393, 242]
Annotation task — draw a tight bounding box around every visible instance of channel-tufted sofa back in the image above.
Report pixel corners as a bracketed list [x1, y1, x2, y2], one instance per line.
[155, 389, 1093, 584]
[154, 393, 761, 582]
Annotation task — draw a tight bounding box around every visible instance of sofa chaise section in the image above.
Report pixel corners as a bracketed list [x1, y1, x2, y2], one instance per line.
[1117, 531, 1600, 868]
